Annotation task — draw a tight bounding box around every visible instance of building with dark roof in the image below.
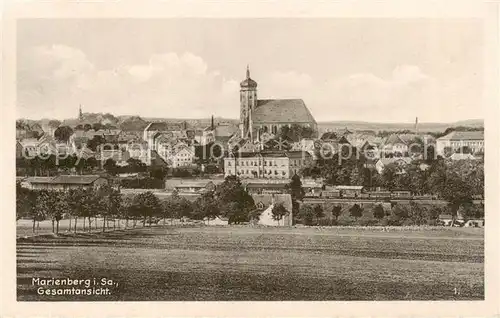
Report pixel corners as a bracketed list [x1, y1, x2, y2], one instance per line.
[239, 66, 317, 141]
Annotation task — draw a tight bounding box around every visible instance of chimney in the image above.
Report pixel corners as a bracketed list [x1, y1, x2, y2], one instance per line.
[211, 115, 214, 130]
[415, 117, 419, 134]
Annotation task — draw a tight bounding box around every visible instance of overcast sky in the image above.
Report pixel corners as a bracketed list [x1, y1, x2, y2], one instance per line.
[16, 18, 484, 123]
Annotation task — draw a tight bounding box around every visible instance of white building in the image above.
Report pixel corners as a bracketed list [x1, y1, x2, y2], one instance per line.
[436, 131, 484, 156]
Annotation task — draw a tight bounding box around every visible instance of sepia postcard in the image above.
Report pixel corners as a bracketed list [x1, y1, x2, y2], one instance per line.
[1, 0, 499, 317]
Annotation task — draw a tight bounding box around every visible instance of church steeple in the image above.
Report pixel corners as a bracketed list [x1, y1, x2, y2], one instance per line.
[78, 104, 83, 121]
[240, 65, 258, 141]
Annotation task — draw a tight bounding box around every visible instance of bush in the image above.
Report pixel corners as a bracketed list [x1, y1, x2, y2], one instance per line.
[119, 177, 164, 189]
[358, 219, 380, 226]
[378, 218, 389, 226]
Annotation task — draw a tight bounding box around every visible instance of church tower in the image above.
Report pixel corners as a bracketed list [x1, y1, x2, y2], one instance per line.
[78, 104, 83, 121]
[239, 65, 258, 141]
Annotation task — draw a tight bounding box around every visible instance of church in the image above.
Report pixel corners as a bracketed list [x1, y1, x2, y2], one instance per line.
[239, 66, 317, 141]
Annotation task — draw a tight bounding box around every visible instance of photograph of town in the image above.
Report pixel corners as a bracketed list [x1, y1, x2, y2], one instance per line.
[15, 18, 485, 301]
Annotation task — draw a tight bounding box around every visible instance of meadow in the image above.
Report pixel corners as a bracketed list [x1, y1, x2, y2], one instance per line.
[17, 225, 484, 301]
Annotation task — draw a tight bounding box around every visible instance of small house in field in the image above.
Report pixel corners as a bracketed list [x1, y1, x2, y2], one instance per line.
[252, 193, 293, 226]
[203, 216, 229, 226]
[438, 213, 484, 227]
[464, 218, 484, 228]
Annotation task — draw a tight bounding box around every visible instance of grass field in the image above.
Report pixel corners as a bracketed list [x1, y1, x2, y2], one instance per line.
[17, 226, 484, 301]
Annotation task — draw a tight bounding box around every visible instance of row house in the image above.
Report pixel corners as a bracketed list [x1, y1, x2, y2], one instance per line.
[23, 175, 108, 191]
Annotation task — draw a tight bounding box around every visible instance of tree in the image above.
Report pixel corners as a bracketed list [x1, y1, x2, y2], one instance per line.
[381, 163, 399, 191]
[103, 158, 118, 176]
[92, 122, 104, 131]
[215, 176, 255, 224]
[149, 166, 168, 180]
[193, 192, 220, 223]
[298, 204, 314, 225]
[132, 191, 162, 227]
[52, 192, 68, 234]
[372, 204, 385, 220]
[54, 126, 74, 143]
[16, 183, 34, 221]
[408, 201, 428, 225]
[390, 203, 409, 225]
[97, 185, 122, 232]
[48, 119, 61, 128]
[126, 158, 147, 173]
[349, 204, 363, 221]
[287, 174, 305, 202]
[287, 174, 305, 223]
[271, 203, 289, 226]
[349, 166, 364, 186]
[87, 135, 106, 152]
[331, 205, 342, 221]
[83, 123, 92, 131]
[313, 204, 324, 225]
[32, 190, 52, 233]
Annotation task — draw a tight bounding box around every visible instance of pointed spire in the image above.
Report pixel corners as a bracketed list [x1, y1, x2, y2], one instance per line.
[246, 64, 250, 79]
[78, 104, 83, 120]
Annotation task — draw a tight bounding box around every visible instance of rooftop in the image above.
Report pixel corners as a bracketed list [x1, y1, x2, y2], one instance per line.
[51, 175, 105, 184]
[438, 131, 484, 141]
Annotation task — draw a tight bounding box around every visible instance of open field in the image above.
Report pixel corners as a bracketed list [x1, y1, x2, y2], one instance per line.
[17, 226, 484, 301]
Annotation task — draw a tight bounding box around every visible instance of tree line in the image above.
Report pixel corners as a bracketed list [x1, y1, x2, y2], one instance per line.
[296, 201, 484, 226]
[16, 176, 293, 234]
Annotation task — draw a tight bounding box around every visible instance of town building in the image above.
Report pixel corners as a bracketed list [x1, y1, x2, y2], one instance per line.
[24, 175, 108, 191]
[449, 153, 477, 161]
[436, 131, 484, 156]
[170, 146, 196, 168]
[164, 178, 225, 193]
[380, 134, 409, 157]
[223, 151, 313, 179]
[239, 66, 317, 141]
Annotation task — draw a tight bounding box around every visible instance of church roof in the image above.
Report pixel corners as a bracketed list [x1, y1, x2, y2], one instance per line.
[253, 99, 316, 124]
[144, 122, 184, 132]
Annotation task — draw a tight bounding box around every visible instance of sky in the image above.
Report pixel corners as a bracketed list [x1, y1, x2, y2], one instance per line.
[16, 18, 484, 123]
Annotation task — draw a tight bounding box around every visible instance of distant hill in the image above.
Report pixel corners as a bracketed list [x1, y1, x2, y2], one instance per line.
[17, 112, 482, 134]
[317, 119, 483, 133]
